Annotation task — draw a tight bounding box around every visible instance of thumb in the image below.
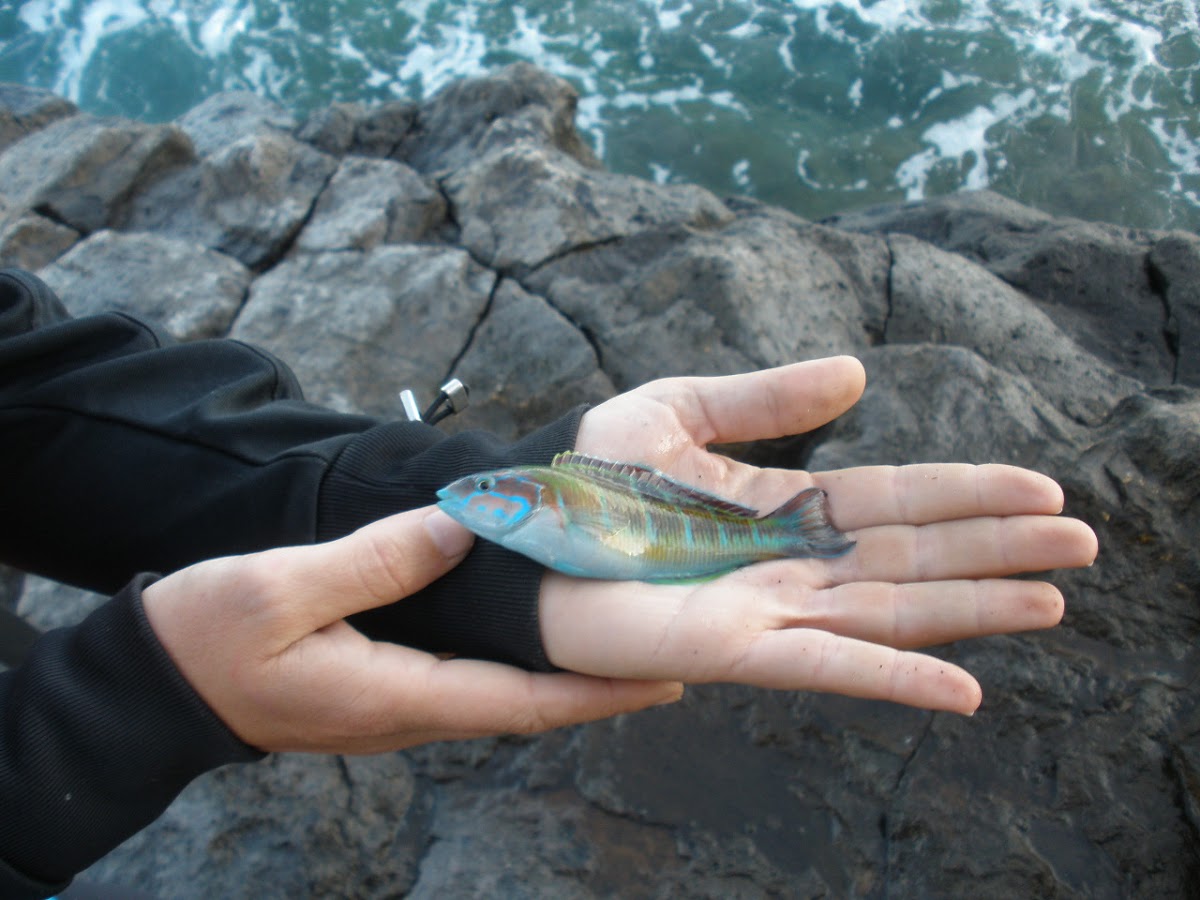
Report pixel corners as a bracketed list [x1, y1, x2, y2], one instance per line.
[294, 506, 474, 629]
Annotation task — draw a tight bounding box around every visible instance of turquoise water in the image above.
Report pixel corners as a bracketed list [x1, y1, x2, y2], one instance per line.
[3, 0, 1198, 232]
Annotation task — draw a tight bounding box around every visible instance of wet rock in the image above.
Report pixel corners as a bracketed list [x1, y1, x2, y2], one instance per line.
[38, 230, 250, 340]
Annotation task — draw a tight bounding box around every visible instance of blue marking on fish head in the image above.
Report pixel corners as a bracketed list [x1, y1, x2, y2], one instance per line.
[437, 471, 543, 543]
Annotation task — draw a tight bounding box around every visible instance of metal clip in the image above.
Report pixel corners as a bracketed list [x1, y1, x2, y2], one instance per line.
[399, 379, 470, 425]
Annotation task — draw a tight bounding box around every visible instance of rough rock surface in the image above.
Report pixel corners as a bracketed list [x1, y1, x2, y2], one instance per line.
[2, 62, 1198, 898]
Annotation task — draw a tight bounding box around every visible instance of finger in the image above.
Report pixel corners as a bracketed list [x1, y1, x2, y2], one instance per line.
[345, 651, 684, 748]
[789, 579, 1065, 649]
[281, 507, 474, 631]
[644, 356, 866, 446]
[814, 463, 1066, 528]
[826, 515, 1098, 585]
[730, 629, 982, 714]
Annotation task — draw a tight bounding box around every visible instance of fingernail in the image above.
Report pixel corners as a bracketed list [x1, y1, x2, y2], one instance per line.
[424, 509, 474, 559]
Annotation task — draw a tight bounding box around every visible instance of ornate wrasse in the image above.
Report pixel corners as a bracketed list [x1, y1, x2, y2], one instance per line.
[435, 452, 854, 582]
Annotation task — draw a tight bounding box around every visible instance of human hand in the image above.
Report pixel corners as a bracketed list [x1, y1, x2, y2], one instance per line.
[142, 507, 681, 753]
[539, 356, 1098, 714]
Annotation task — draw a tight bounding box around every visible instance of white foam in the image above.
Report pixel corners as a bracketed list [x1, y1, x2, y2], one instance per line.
[847, 78, 862, 108]
[653, 1, 694, 32]
[198, 5, 248, 58]
[732, 158, 751, 189]
[896, 89, 1038, 198]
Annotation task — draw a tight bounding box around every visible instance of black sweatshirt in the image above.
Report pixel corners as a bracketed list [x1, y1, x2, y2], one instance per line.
[0, 268, 583, 897]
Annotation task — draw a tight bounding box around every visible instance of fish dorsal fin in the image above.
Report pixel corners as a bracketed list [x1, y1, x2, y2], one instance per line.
[551, 452, 761, 517]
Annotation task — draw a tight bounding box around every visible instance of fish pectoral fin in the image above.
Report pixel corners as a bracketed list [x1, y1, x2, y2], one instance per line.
[598, 524, 650, 557]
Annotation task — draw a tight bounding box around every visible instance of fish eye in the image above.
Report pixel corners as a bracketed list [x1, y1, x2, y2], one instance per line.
[476, 477, 493, 492]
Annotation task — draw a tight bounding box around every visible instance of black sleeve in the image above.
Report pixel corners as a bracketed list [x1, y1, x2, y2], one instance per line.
[0, 267, 587, 895]
[0, 267, 585, 670]
[0, 575, 264, 898]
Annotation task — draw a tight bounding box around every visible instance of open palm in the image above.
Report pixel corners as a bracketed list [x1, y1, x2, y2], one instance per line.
[538, 357, 1098, 713]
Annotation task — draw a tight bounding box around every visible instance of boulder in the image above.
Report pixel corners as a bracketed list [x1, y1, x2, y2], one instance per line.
[116, 129, 338, 269]
[38, 230, 251, 340]
[827, 190, 1200, 389]
[293, 156, 446, 253]
[0, 83, 77, 154]
[399, 61, 600, 175]
[0, 113, 193, 233]
[230, 245, 494, 416]
[0, 64, 1195, 898]
[525, 206, 888, 389]
[174, 91, 295, 160]
[445, 140, 734, 274]
[297, 99, 419, 159]
[0, 211, 79, 270]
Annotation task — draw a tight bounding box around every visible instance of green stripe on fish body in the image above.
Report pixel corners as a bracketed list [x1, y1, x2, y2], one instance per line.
[435, 452, 855, 582]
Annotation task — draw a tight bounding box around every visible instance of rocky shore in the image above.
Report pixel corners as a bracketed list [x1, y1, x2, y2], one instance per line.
[2, 64, 1198, 898]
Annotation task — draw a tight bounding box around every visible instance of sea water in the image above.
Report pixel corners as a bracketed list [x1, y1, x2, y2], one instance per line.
[2, 0, 1198, 232]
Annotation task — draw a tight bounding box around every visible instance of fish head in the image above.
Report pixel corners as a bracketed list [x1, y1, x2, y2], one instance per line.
[436, 470, 544, 542]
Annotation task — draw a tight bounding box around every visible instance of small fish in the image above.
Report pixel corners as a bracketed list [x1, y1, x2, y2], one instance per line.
[436, 452, 855, 582]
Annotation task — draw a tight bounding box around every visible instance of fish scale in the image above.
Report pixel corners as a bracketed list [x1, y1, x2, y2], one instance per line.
[436, 452, 855, 582]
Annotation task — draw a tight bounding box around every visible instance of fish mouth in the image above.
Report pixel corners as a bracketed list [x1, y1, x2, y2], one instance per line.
[435, 487, 451, 502]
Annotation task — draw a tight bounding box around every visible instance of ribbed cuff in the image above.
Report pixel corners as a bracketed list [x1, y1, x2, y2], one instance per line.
[318, 408, 588, 670]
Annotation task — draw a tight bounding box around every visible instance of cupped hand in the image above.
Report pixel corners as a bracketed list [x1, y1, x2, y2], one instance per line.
[539, 356, 1099, 714]
[143, 507, 681, 753]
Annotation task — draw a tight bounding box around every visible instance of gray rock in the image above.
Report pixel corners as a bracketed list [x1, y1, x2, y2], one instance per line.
[446, 140, 734, 274]
[175, 91, 295, 160]
[295, 100, 364, 156]
[884, 233, 1141, 424]
[297, 99, 421, 160]
[1149, 232, 1200, 386]
[0, 211, 79, 270]
[5, 66, 1200, 899]
[17, 575, 107, 632]
[294, 156, 446, 253]
[82, 752, 432, 900]
[0, 564, 22, 613]
[117, 130, 337, 268]
[0, 113, 193, 233]
[230, 245, 493, 416]
[400, 62, 599, 175]
[828, 190, 1197, 389]
[354, 100, 420, 158]
[0, 83, 77, 154]
[450, 279, 615, 440]
[525, 207, 888, 390]
[38, 230, 250, 340]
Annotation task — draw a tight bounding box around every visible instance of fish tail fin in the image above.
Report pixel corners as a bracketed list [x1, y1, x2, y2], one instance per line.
[767, 488, 855, 558]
